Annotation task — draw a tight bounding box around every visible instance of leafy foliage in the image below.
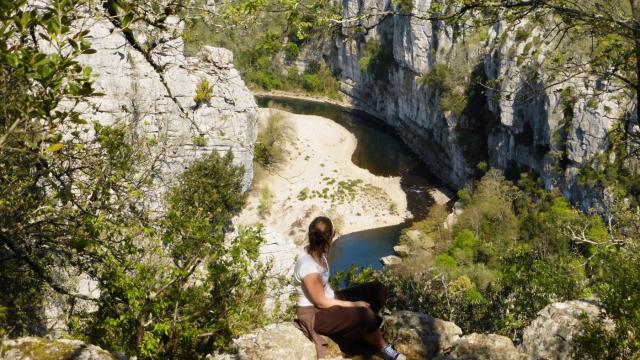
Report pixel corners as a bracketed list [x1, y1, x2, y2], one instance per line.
[182, 0, 342, 98]
[0, 2, 272, 357]
[418, 64, 468, 117]
[254, 111, 292, 168]
[393, 0, 414, 14]
[358, 35, 395, 84]
[371, 170, 629, 340]
[194, 77, 213, 106]
[573, 224, 640, 358]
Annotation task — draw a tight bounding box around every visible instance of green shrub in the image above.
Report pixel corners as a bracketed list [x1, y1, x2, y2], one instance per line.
[245, 70, 284, 90]
[302, 73, 321, 92]
[192, 135, 208, 147]
[254, 112, 292, 167]
[441, 93, 468, 117]
[515, 27, 529, 42]
[306, 61, 321, 74]
[284, 42, 300, 61]
[194, 78, 213, 105]
[258, 186, 274, 217]
[358, 36, 395, 83]
[418, 64, 453, 91]
[297, 187, 310, 201]
[393, 0, 413, 14]
[573, 240, 640, 358]
[381, 169, 603, 338]
[418, 64, 468, 117]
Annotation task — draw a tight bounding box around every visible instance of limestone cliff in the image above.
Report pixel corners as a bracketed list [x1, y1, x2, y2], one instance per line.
[74, 12, 258, 192]
[40, 3, 258, 335]
[323, 0, 631, 210]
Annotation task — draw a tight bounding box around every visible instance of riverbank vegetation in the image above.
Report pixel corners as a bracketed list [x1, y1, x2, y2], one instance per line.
[254, 111, 292, 169]
[334, 169, 640, 357]
[182, 1, 343, 99]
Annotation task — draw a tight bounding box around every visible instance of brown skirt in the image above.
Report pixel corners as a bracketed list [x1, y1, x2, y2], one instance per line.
[295, 281, 387, 358]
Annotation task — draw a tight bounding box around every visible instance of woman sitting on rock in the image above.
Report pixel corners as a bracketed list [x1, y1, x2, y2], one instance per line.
[293, 216, 406, 360]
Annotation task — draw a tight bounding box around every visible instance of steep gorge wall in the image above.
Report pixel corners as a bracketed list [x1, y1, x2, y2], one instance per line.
[325, 0, 628, 209]
[41, 4, 258, 335]
[74, 11, 258, 193]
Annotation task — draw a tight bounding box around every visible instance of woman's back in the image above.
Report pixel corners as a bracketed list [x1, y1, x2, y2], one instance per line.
[293, 248, 334, 307]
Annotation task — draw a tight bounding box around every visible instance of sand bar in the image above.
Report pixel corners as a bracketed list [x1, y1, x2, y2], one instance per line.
[236, 108, 410, 246]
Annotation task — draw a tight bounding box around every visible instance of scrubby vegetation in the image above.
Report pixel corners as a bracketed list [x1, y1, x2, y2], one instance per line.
[358, 35, 396, 84]
[259, 186, 275, 217]
[182, 1, 343, 99]
[334, 169, 640, 354]
[254, 112, 292, 168]
[393, 0, 414, 14]
[0, 2, 277, 358]
[194, 77, 213, 106]
[418, 64, 468, 117]
[3, 0, 640, 359]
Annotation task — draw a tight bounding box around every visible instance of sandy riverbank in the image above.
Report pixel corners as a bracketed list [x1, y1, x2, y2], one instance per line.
[236, 108, 410, 246]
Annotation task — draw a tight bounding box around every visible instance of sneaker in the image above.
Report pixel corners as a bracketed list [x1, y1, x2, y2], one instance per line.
[379, 344, 406, 360]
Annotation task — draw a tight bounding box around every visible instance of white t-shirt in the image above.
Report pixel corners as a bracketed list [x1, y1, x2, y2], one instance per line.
[293, 248, 335, 307]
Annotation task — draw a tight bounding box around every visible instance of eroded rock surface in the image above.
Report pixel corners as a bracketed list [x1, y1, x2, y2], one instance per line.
[383, 311, 462, 359]
[38, 3, 258, 337]
[209, 323, 316, 360]
[211, 302, 606, 360]
[0, 337, 123, 360]
[443, 333, 526, 360]
[520, 300, 608, 360]
[75, 14, 257, 194]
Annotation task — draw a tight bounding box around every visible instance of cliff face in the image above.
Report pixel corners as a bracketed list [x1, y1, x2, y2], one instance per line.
[327, 0, 629, 209]
[42, 5, 258, 336]
[75, 13, 258, 193]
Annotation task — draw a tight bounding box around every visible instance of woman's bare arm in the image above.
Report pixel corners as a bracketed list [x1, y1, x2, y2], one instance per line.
[302, 273, 369, 309]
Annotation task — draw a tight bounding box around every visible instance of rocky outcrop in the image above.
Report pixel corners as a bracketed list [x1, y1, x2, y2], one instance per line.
[256, 226, 298, 313]
[209, 323, 316, 360]
[0, 337, 123, 360]
[520, 300, 610, 359]
[380, 254, 403, 266]
[443, 334, 526, 360]
[384, 311, 462, 358]
[211, 300, 604, 359]
[325, 0, 629, 210]
[75, 13, 258, 194]
[211, 311, 463, 360]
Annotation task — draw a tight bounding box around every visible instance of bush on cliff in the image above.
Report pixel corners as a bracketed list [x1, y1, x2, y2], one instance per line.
[0, 2, 272, 357]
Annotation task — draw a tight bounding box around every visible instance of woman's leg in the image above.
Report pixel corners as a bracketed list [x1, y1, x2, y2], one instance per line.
[313, 305, 383, 343]
[364, 328, 385, 349]
[334, 281, 387, 313]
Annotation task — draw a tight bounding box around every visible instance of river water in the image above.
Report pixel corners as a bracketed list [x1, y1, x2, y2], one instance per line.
[255, 95, 443, 273]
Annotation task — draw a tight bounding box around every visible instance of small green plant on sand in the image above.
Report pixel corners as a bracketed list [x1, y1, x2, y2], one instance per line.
[258, 186, 274, 217]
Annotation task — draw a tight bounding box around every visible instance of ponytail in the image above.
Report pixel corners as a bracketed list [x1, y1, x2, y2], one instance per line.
[307, 216, 334, 264]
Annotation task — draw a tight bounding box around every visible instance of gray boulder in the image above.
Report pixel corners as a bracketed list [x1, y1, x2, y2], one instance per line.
[393, 245, 411, 257]
[0, 337, 123, 360]
[521, 300, 609, 359]
[381, 255, 403, 266]
[444, 333, 527, 360]
[209, 323, 316, 360]
[384, 311, 463, 359]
